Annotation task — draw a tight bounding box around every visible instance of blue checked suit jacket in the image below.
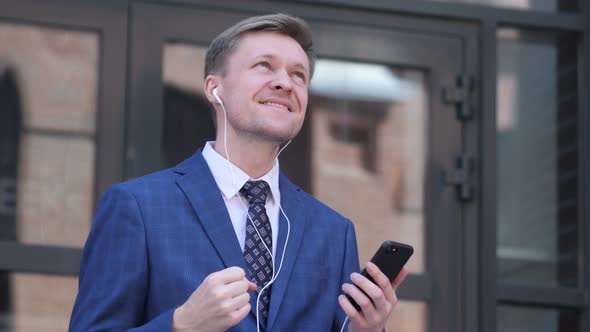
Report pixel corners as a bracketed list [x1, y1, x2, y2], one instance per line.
[69, 150, 360, 331]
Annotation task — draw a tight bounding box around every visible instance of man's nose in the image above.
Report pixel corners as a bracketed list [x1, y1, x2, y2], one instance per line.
[271, 70, 293, 91]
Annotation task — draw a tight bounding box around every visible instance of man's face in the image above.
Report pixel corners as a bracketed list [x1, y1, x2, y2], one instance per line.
[216, 31, 310, 144]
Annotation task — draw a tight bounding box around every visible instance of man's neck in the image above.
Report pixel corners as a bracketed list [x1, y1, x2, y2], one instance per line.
[213, 137, 279, 179]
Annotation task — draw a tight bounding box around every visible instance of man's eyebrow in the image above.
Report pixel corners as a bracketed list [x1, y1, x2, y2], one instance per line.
[254, 53, 309, 73]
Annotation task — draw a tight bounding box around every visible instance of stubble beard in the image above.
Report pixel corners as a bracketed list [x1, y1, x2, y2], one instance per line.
[235, 124, 298, 146]
[228, 113, 302, 146]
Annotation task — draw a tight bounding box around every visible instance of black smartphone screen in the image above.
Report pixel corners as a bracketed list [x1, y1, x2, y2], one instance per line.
[346, 241, 413, 312]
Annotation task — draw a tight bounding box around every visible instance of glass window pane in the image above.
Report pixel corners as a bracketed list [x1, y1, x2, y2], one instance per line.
[429, 0, 577, 13]
[309, 59, 427, 274]
[497, 305, 579, 332]
[0, 272, 77, 331]
[16, 134, 95, 247]
[496, 28, 579, 287]
[0, 22, 98, 247]
[162, 43, 214, 167]
[0, 22, 98, 134]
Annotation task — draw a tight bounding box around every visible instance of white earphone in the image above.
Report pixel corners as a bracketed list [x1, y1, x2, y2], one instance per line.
[212, 87, 223, 106]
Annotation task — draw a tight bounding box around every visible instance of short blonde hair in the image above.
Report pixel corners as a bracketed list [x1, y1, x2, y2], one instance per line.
[204, 13, 315, 79]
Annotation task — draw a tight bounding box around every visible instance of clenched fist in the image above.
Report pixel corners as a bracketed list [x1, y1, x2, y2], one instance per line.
[173, 267, 257, 332]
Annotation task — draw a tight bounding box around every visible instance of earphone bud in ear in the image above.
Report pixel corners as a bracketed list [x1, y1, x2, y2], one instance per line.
[212, 87, 223, 106]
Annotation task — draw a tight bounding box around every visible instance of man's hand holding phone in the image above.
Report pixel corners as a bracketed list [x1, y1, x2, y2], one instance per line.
[338, 241, 412, 332]
[339, 263, 409, 332]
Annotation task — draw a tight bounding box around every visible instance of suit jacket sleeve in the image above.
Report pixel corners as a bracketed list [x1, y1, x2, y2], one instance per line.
[69, 185, 174, 332]
[333, 219, 360, 331]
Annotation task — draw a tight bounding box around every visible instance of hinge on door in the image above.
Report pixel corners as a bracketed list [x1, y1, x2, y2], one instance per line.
[444, 153, 474, 202]
[443, 73, 474, 121]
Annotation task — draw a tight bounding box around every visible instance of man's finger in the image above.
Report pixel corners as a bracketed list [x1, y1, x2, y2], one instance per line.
[226, 292, 251, 310]
[212, 267, 246, 284]
[365, 262, 395, 302]
[247, 280, 257, 292]
[223, 278, 254, 298]
[342, 282, 379, 323]
[228, 302, 251, 326]
[338, 294, 366, 325]
[350, 271, 388, 313]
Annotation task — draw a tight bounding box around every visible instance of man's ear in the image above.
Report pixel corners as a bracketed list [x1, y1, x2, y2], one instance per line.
[204, 75, 221, 105]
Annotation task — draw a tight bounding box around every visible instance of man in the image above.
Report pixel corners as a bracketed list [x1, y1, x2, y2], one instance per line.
[70, 13, 407, 332]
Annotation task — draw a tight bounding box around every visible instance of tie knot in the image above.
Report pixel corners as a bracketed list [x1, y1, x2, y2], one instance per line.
[240, 180, 270, 205]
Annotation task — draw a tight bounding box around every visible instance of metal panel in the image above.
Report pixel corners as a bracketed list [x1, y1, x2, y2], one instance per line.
[147, 0, 585, 31]
[498, 285, 587, 308]
[461, 24, 480, 332]
[580, 2, 590, 330]
[479, 18, 498, 332]
[0, 0, 126, 29]
[292, 0, 585, 31]
[0, 242, 81, 275]
[397, 274, 433, 301]
[94, 1, 129, 199]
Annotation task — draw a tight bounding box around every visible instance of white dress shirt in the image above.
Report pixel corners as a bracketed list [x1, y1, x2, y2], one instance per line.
[202, 141, 280, 256]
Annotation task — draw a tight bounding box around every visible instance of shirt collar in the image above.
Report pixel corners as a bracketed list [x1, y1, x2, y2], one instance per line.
[202, 141, 280, 203]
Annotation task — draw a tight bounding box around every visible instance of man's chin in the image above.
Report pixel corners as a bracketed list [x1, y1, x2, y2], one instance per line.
[262, 133, 296, 145]
[234, 123, 302, 145]
[253, 129, 298, 145]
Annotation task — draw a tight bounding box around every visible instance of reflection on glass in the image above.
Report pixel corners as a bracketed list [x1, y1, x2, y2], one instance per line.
[0, 273, 77, 331]
[0, 22, 98, 134]
[17, 135, 94, 246]
[0, 22, 98, 247]
[387, 300, 427, 332]
[310, 59, 427, 273]
[496, 28, 579, 287]
[429, 0, 577, 13]
[162, 43, 214, 167]
[497, 305, 579, 332]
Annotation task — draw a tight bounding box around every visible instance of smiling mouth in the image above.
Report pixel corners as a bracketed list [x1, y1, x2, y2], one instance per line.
[261, 101, 292, 112]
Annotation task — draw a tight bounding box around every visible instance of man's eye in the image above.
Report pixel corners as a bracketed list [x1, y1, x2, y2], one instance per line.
[256, 61, 271, 69]
[294, 72, 306, 82]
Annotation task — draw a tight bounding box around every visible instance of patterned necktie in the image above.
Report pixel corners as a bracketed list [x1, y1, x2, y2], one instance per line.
[240, 180, 273, 328]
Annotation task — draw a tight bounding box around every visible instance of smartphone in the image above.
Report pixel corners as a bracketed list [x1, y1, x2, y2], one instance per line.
[346, 240, 413, 311]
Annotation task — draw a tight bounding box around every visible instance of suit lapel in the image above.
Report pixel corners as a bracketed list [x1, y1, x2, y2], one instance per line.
[174, 151, 248, 272]
[266, 174, 307, 331]
[175, 152, 305, 330]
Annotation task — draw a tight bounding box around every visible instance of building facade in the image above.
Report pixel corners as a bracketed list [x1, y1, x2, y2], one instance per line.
[0, 0, 588, 331]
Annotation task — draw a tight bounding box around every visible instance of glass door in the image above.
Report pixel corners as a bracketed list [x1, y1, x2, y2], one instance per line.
[128, 2, 478, 331]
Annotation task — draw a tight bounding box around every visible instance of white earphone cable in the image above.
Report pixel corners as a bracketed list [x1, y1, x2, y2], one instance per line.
[215, 89, 291, 332]
[339, 316, 350, 332]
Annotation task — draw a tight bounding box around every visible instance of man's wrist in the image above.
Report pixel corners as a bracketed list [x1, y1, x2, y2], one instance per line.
[172, 305, 190, 332]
